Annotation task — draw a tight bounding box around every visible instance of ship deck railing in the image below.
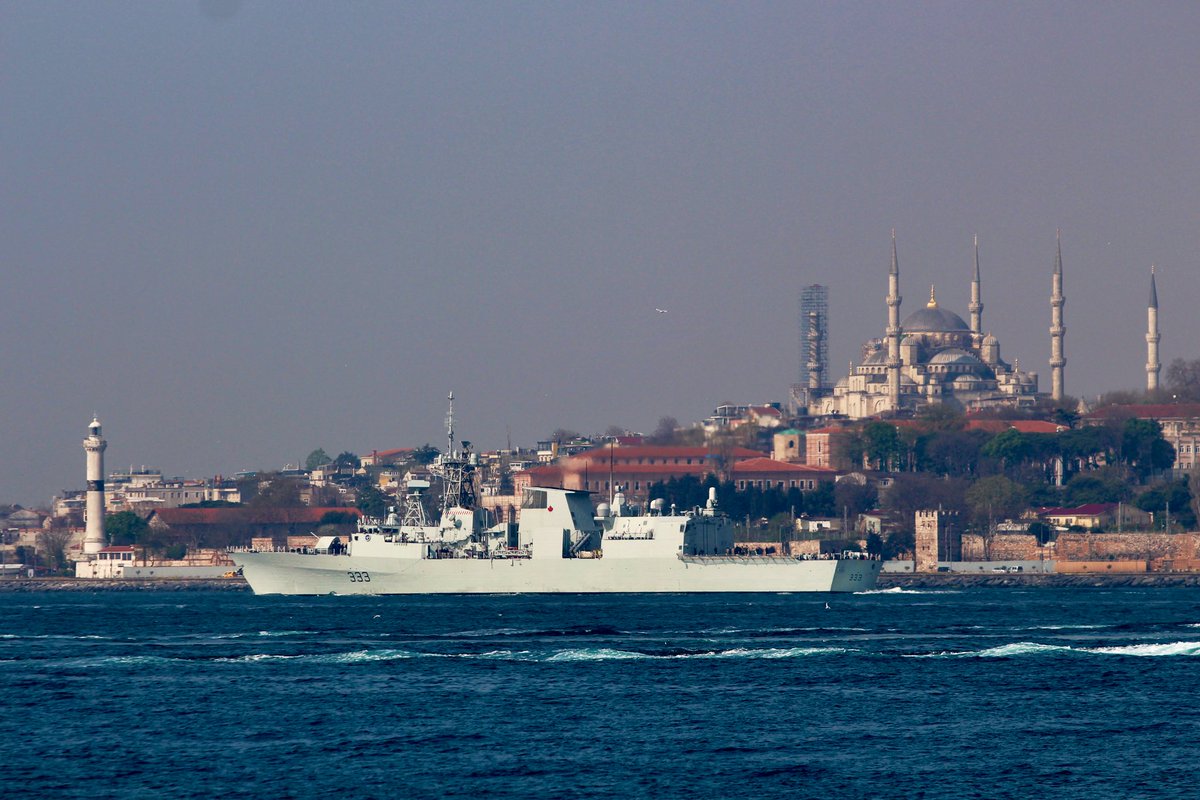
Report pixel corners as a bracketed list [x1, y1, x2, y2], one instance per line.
[226, 546, 351, 556]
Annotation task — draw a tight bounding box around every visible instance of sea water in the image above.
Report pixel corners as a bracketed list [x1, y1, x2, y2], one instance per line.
[3, 588, 1199, 799]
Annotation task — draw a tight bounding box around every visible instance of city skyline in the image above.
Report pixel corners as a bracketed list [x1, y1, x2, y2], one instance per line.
[4, 3, 1200, 504]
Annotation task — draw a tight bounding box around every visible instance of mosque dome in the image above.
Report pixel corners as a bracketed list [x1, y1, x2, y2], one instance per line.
[862, 350, 888, 366]
[902, 306, 970, 333]
[901, 285, 970, 332]
[928, 348, 984, 368]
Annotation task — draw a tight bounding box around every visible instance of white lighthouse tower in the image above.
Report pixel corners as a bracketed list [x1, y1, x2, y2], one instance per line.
[82, 417, 107, 555]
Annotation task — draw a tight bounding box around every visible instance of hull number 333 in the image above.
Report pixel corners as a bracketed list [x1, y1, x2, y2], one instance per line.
[348, 571, 371, 583]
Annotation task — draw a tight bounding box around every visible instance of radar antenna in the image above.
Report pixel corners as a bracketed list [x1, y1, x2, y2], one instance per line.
[428, 391, 478, 519]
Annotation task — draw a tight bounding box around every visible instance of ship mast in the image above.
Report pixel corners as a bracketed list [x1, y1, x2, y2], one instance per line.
[429, 391, 477, 520]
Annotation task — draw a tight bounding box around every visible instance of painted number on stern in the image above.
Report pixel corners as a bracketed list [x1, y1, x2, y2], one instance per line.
[348, 571, 371, 582]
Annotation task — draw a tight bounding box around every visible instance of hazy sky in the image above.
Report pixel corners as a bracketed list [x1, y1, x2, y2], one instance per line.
[4, 2, 1200, 505]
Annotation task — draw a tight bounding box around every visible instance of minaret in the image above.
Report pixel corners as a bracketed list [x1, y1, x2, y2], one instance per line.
[82, 417, 107, 555]
[1049, 230, 1066, 402]
[969, 235, 983, 348]
[1147, 266, 1161, 393]
[886, 229, 903, 410]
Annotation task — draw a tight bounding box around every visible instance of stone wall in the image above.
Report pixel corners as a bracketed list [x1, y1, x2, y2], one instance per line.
[1054, 532, 1200, 561]
[960, 534, 1041, 561]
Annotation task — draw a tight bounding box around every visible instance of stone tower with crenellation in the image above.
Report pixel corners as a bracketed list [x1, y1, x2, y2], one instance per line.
[914, 509, 959, 573]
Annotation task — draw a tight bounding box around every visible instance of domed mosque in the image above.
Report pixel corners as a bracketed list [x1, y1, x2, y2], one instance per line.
[811, 233, 1040, 418]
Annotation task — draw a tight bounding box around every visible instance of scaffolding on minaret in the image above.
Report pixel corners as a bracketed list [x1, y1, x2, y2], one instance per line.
[798, 284, 829, 394]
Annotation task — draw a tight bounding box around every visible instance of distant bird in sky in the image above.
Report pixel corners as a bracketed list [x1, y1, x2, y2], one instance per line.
[655, 308, 668, 314]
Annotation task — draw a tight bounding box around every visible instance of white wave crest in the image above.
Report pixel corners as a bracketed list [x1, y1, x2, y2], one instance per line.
[933, 639, 1200, 658]
[547, 648, 649, 662]
[1087, 641, 1200, 657]
[856, 587, 961, 595]
[68, 655, 179, 667]
[215, 648, 418, 664]
[323, 648, 416, 663]
[214, 653, 303, 663]
[976, 642, 1074, 657]
[1029, 624, 1105, 630]
[706, 647, 847, 659]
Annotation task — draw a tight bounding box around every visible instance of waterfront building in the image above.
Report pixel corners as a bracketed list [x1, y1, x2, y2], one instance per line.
[1084, 403, 1200, 474]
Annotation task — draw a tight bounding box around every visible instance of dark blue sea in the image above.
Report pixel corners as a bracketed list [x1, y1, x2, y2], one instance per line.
[4, 587, 1200, 799]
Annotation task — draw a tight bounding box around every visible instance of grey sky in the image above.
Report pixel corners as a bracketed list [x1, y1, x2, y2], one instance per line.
[4, 2, 1199, 505]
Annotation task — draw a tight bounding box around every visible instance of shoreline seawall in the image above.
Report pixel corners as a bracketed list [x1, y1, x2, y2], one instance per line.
[0, 578, 251, 592]
[878, 572, 1200, 589]
[5, 573, 1200, 591]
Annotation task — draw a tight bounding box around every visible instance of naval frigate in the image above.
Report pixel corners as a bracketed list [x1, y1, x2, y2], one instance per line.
[231, 397, 881, 595]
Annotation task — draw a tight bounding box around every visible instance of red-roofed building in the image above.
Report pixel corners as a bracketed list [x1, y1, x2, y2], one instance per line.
[512, 445, 766, 500]
[730, 458, 837, 492]
[965, 419, 1067, 435]
[360, 448, 415, 467]
[1037, 503, 1150, 531]
[1084, 404, 1200, 473]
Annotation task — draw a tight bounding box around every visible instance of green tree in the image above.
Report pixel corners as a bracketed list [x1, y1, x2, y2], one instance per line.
[356, 485, 390, 518]
[834, 480, 877, 521]
[550, 428, 582, 443]
[411, 445, 440, 465]
[1063, 470, 1133, 506]
[306, 448, 331, 470]
[106, 511, 150, 545]
[1166, 358, 1200, 401]
[648, 417, 680, 445]
[981, 429, 1030, 470]
[881, 473, 969, 553]
[37, 529, 74, 573]
[1057, 426, 1118, 476]
[920, 430, 988, 476]
[862, 421, 902, 471]
[1136, 480, 1196, 530]
[249, 475, 303, 508]
[966, 475, 1027, 560]
[163, 544, 188, 560]
[1027, 521, 1055, 545]
[966, 475, 1027, 530]
[914, 403, 966, 432]
[333, 451, 360, 469]
[1120, 418, 1175, 480]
